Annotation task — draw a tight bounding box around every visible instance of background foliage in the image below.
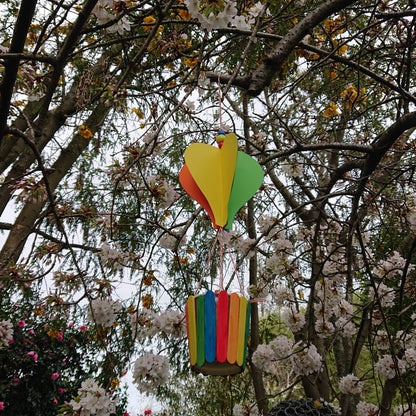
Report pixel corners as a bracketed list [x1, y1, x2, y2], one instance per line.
[1, 0, 416, 415]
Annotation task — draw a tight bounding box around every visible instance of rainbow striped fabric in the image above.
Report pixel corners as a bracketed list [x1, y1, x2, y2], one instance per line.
[185, 290, 251, 376]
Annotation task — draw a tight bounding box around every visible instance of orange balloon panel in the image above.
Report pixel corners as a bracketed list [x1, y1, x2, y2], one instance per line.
[179, 164, 219, 229]
[184, 133, 238, 227]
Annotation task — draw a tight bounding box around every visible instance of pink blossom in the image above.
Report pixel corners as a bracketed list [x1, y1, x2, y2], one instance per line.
[51, 372, 60, 380]
[67, 322, 74, 328]
[17, 320, 25, 328]
[0, 402, 4, 410]
[29, 329, 35, 335]
[27, 351, 38, 361]
[57, 387, 67, 394]
[12, 378, 19, 383]
[56, 332, 63, 342]
[80, 325, 87, 331]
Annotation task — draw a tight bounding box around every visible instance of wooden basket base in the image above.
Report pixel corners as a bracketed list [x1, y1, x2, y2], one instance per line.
[191, 360, 243, 376]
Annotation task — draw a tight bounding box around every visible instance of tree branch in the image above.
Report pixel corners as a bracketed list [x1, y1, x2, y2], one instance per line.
[0, 0, 38, 143]
[246, 0, 358, 96]
[208, 28, 416, 104]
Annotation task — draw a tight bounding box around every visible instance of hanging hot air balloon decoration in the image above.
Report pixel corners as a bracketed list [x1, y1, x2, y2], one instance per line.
[179, 129, 264, 376]
[179, 131, 263, 230]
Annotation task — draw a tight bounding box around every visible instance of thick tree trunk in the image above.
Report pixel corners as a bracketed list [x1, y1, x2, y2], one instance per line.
[380, 378, 398, 416]
[244, 95, 269, 415]
[0, 0, 38, 142]
[247, 199, 269, 416]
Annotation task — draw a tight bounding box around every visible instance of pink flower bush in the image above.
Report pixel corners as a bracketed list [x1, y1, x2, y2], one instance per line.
[27, 351, 38, 361]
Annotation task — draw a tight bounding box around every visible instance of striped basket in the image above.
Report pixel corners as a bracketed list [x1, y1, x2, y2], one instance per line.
[185, 290, 251, 376]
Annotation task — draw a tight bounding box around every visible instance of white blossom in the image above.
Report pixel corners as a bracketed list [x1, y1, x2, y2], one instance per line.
[314, 278, 344, 318]
[375, 330, 390, 350]
[338, 299, 354, 316]
[396, 330, 416, 349]
[282, 307, 305, 333]
[291, 343, 322, 375]
[372, 251, 409, 280]
[197, 73, 210, 89]
[247, 284, 269, 299]
[233, 404, 247, 416]
[184, 100, 195, 112]
[339, 374, 364, 394]
[183, 0, 264, 32]
[68, 378, 117, 416]
[281, 162, 303, 177]
[183, 0, 199, 18]
[252, 335, 294, 371]
[93, 4, 114, 25]
[98, 242, 130, 270]
[131, 308, 158, 339]
[154, 310, 186, 338]
[393, 403, 416, 416]
[159, 232, 186, 251]
[374, 355, 406, 379]
[269, 335, 294, 359]
[88, 297, 122, 327]
[232, 15, 250, 31]
[315, 318, 335, 338]
[0, 319, 13, 349]
[107, 16, 132, 35]
[133, 353, 170, 393]
[369, 282, 395, 308]
[408, 210, 416, 233]
[258, 215, 276, 236]
[230, 235, 256, 258]
[404, 348, 416, 369]
[271, 285, 294, 306]
[356, 401, 379, 416]
[249, 1, 269, 17]
[252, 343, 274, 370]
[335, 317, 356, 338]
[158, 179, 179, 209]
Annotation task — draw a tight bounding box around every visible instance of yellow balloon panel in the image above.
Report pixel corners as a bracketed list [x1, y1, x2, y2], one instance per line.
[184, 133, 237, 227]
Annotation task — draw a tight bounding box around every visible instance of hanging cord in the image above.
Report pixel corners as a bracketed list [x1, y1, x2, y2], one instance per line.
[219, 227, 225, 291]
[194, 231, 220, 296]
[218, 74, 223, 132]
[223, 233, 266, 303]
[223, 231, 245, 296]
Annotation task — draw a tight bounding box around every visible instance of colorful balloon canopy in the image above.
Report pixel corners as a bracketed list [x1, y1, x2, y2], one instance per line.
[179, 132, 263, 229]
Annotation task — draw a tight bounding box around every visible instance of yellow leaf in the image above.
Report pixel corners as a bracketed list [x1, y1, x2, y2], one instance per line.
[132, 107, 144, 119]
[143, 15, 156, 31]
[179, 9, 191, 20]
[78, 125, 93, 139]
[184, 57, 198, 68]
[323, 102, 339, 117]
[338, 45, 348, 55]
